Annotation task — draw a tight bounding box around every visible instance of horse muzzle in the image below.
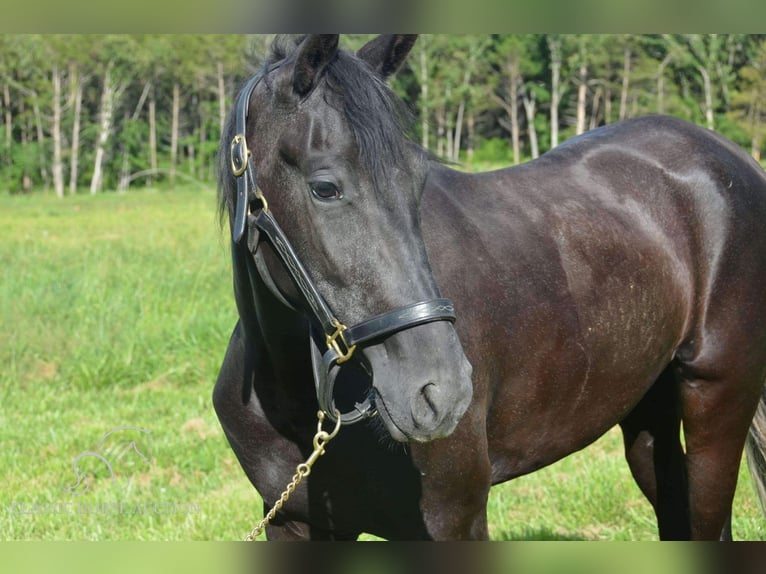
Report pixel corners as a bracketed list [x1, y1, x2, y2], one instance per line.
[309, 299, 460, 426]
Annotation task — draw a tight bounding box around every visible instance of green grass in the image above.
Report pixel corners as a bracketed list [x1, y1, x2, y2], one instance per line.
[1, 189, 765, 541]
[1, 189, 254, 541]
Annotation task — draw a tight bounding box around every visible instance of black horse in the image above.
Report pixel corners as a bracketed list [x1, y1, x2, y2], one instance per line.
[213, 34, 766, 540]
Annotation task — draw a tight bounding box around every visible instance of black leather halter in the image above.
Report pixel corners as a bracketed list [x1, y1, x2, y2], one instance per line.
[229, 67, 457, 424]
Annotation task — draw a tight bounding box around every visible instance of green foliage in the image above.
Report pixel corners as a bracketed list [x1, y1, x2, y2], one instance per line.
[473, 137, 512, 163]
[729, 39, 766, 156]
[717, 113, 752, 149]
[2, 142, 42, 193]
[1, 34, 766, 197]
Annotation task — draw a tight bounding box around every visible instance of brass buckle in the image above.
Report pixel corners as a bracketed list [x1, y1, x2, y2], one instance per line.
[230, 134, 249, 177]
[254, 187, 268, 212]
[326, 319, 356, 364]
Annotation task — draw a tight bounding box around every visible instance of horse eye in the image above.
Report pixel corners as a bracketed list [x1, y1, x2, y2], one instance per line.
[309, 181, 341, 201]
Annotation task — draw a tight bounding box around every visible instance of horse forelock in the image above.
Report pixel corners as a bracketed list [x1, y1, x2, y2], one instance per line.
[322, 48, 419, 195]
[217, 35, 423, 228]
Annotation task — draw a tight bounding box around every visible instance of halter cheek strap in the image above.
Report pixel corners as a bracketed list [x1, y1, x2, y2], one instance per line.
[248, 209, 456, 424]
[229, 67, 458, 425]
[231, 64, 282, 244]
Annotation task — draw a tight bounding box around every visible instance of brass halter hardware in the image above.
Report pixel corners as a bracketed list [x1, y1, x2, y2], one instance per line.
[244, 409, 342, 541]
[254, 188, 269, 212]
[326, 319, 356, 364]
[230, 134, 250, 177]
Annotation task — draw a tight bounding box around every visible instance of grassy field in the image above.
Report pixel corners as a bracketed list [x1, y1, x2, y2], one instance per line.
[1, 189, 764, 541]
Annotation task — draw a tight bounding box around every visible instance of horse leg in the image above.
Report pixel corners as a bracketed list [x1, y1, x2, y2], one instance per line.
[720, 513, 733, 541]
[676, 362, 763, 540]
[263, 515, 360, 541]
[214, 322, 324, 541]
[409, 405, 492, 540]
[414, 462, 491, 540]
[619, 367, 691, 539]
[263, 517, 312, 540]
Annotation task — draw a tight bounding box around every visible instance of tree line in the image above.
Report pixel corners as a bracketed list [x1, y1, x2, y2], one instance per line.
[1, 34, 765, 196]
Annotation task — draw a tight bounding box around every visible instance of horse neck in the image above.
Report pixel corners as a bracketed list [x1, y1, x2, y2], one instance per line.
[423, 158, 531, 210]
[422, 161, 492, 209]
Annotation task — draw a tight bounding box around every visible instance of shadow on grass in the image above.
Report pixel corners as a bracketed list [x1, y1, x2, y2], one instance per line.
[494, 526, 588, 541]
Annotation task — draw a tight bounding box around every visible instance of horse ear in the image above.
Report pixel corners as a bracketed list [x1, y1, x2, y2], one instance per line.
[292, 34, 339, 98]
[357, 35, 418, 80]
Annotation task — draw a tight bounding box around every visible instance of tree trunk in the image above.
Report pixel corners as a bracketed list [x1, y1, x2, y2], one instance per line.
[420, 45, 429, 150]
[69, 63, 82, 195]
[576, 62, 588, 135]
[18, 97, 31, 192]
[466, 110, 475, 162]
[508, 60, 520, 165]
[494, 58, 522, 164]
[149, 86, 157, 186]
[436, 106, 445, 158]
[1, 83, 8, 192]
[189, 79, 198, 179]
[19, 99, 27, 145]
[90, 62, 117, 194]
[453, 98, 465, 162]
[2, 83, 10, 154]
[452, 62, 474, 162]
[698, 65, 714, 130]
[200, 96, 208, 180]
[522, 88, 539, 160]
[619, 48, 631, 121]
[170, 81, 180, 189]
[194, 85, 203, 180]
[217, 60, 226, 134]
[718, 63, 731, 113]
[52, 63, 64, 198]
[547, 36, 561, 149]
[656, 54, 672, 115]
[589, 86, 602, 130]
[32, 96, 48, 190]
[133, 79, 151, 120]
[119, 78, 151, 192]
[118, 111, 130, 192]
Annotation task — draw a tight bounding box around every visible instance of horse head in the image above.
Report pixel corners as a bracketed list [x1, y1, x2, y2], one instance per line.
[220, 35, 473, 443]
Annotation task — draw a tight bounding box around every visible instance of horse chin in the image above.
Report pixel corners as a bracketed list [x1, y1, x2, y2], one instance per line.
[372, 386, 467, 443]
[371, 395, 411, 443]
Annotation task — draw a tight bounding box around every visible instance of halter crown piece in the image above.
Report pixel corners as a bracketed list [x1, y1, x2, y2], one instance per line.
[229, 66, 458, 425]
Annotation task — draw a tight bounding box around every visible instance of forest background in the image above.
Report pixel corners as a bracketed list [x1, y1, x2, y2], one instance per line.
[2, 33, 766, 197]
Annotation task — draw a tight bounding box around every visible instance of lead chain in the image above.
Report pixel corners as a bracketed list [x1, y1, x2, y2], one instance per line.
[244, 409, 342, 541]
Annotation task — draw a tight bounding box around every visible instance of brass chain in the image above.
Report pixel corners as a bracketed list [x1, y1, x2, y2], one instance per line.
[244, 409, 342, 541]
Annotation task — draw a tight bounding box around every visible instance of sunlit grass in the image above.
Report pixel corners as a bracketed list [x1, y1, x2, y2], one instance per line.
[1, 189, 257, 541]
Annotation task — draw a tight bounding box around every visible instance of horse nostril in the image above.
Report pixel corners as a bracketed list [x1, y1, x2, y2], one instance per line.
[421, 382, 438, 413]
[412, 382, 440, 429]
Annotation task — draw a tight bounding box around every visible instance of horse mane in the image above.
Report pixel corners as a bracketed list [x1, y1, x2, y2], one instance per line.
[217, 35, 420, 227]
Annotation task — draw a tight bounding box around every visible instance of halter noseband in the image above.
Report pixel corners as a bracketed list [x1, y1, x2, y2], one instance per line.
[229, 66, 457, 424]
